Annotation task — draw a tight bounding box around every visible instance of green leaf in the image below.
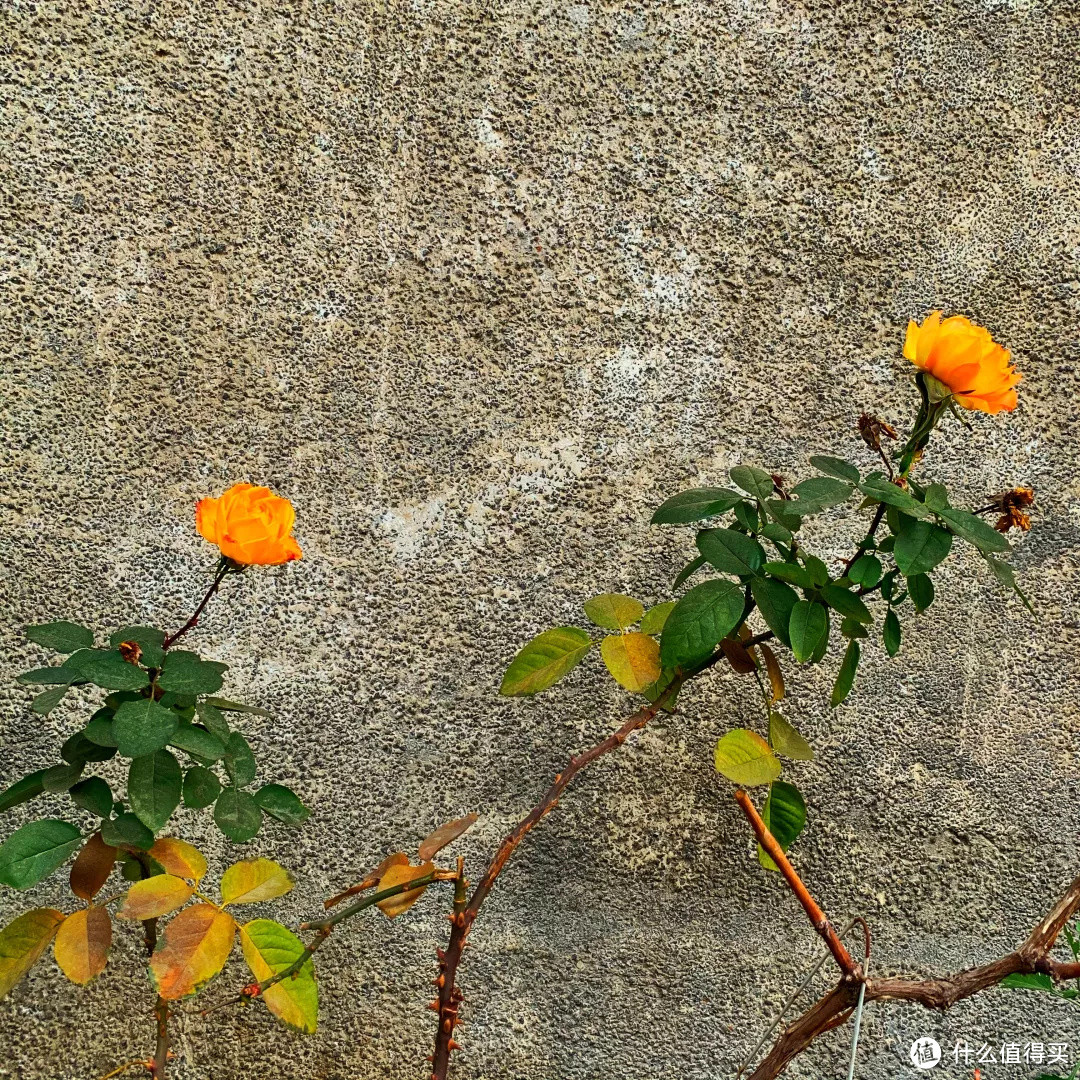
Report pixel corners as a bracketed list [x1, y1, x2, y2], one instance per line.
[113, 698, 179, 758]
[214, 789, 262, 843]
[801, 555, 829, 587]
[84, 711, 118, 748]
[831, 640, 860, 707]
[157, 651, 227, 697]
[788, 601, 828, 663]
[762, 499, 803, 532]
[841, 617, 868, 640]
[768, 712, 814, 760]
[0, 820, 82, 889]
[820, 584, 872, 624]
[808, 455, 860, 483]
[64, 649, 149, 692]
[659, 579, 745, 669]
[751, 577, 799, 648]
[25, 621, 94, 653]
[733, 500, 759, 532]
[697, 528, 765, 577]
[60, 732, 115, 766]
[639, 602, 676, 636]
[923, 483, 949, 511]
[730, 466, 775, 502]
[1001, 972, 1056, 992]
[109, 626, 166, 668]
[0, 771, 48, 814]
[847, 555, 882, 589]
[937, 507, 1010, 553]
[650, 488, 742, 525]
[31, 685, 69, 715]
[810, 610, 831, 663]
[253, 784, 310, 826]
[16, 666, 82, 687]
[883, 609, 902, 657]
[499, 628, 593, 697]
[582, 594, 644, 631]
[894, 515, 953, 576]
[224, 733, 257, 788]
[101, 812, 154, 851]
[239, 918, 318, 1032]
[985, 557, 1034, 613]
[70, 777, 113, 818]
[202, 698, 272, 717]
[183, 766, 222, 810]
[714, 730, 781, 786]
[672, 553, 708, 590]
[196, 702, 231, 743]
[761, 561, 815, 590]
[128, 750, 182, 833]
[758, 780, 807, 871]
[169, 725, 226, 762]
[41, 763, 84, 793]
[759, 521, 793, 546]
[907, 573, 935, 613]
[858, 475, 930, 518]
[788, 477, 853, 510]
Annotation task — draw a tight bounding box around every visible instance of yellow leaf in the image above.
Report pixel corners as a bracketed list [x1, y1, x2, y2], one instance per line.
[418, 814, 478, 862]
[239, 919, 318, 1033]
[377, 861, 433, 918]
[117, 875, 194, 921]
[220, 858, 294, 906]
[600, 632, 662, 692]
[149, 838, 207, 882]
[150, 903, 236, 999]
[714, 729, 781, 786]
[54, 907, 111, 985]
[760, 643, 785, 702]
[768, 712, 814, 761]
[69, 832, 117, 902]
[0, 908, 64, 999]
[583, 593, 644, 631]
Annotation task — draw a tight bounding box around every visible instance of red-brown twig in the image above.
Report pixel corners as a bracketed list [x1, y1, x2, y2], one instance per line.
[429, 672, 690, 1078]
[734, 791, 1080, 1080]
[162, 559, 234, 650]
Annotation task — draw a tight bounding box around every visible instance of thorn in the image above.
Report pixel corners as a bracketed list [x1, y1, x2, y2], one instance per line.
[436, 974, 445, 988]
[448, 1040, 462, 1052]
[428, 999, 440, 1012]
[435, 948, 446, 962]
[443, 1018, 453, 1033]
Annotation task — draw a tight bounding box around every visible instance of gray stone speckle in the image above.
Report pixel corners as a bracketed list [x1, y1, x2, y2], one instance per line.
[2, 1, 1080, 1078]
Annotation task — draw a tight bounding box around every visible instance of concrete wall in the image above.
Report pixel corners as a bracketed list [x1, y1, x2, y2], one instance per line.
[3, 1, 1080, 1077]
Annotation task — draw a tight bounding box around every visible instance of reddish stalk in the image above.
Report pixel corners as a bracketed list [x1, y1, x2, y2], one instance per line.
[162, 559, 234, 650]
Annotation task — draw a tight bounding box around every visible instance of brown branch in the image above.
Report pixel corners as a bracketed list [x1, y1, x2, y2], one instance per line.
[162, 558, 234, 651]
[429, 671, 691, 1078]
[735, 790, 857, 975]
[735, 789, 1080, 1080]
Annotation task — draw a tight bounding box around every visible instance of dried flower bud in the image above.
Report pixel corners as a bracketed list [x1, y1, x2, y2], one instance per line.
[118, 640, 142, 665]
[857, 413, 898, 452]
[995, 507, 1032, 534]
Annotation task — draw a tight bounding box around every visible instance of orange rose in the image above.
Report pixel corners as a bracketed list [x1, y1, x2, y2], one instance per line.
[903, 310, 1020, 414]
[195, 484, 302, 565]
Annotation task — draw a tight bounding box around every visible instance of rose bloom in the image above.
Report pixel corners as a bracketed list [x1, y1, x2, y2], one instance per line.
[903, 310, 1021, 414]
[196, 484, 302, 565]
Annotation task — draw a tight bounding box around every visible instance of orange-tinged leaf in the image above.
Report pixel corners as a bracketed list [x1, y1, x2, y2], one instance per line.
[377, 861, 433, 918]
[149, 838, 207, 882]
[239, 919, 318, 1033]
[720, 637, 758, 674]
[600, 632, 662, 693]
[118, 875, 193, 921]
[324, 852, 409, 910]
[418, 814, 478, 862]
[760, 643, 785, 702]
[0, 908, 64, 999]
[150, 904, 236, 999]
[220, 858, 294, 906]
[54, 907, 111, 985]
[70, 833, 117, 902]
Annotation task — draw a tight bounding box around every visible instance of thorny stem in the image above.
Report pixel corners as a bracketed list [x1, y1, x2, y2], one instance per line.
[734, 791, 1080, 1080]
[161, 558, 234, 650]
[134, 854, 169, 1080]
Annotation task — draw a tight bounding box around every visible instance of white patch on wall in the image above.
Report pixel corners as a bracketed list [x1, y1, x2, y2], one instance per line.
[473, 117, 504, 149]
[376, 498, 446, 559]
[566, 4, 590, 28]
[512, 440, 587, 496]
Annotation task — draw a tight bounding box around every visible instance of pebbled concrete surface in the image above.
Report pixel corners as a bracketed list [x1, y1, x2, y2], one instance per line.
[2, 1, 1080, 1078]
